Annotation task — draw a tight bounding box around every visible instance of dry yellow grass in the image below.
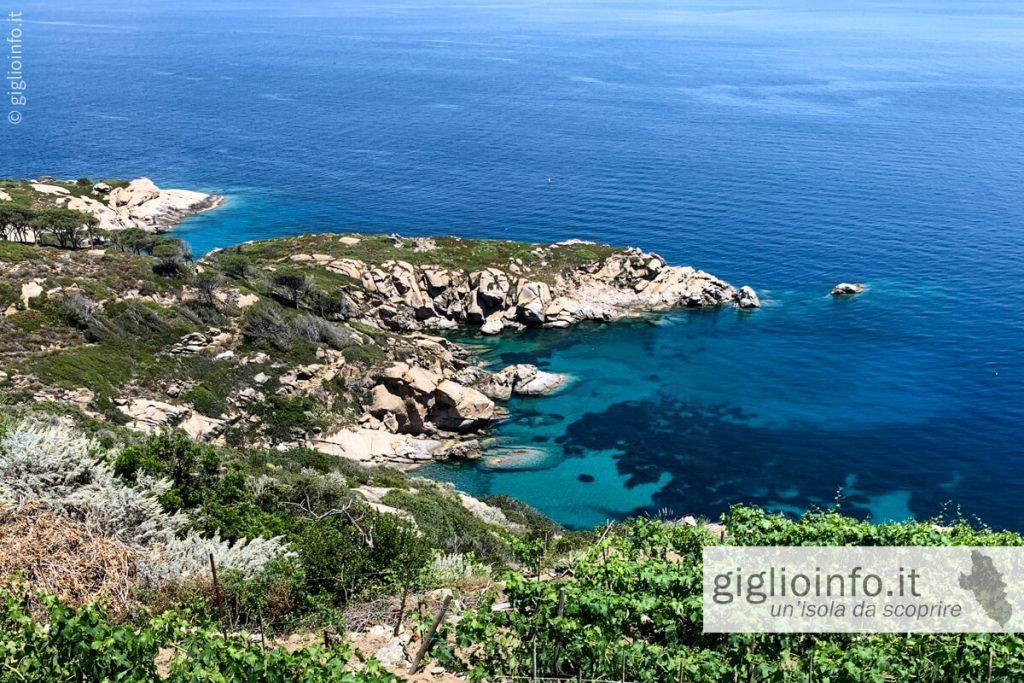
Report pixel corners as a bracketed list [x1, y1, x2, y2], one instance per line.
[0, 500, 139, 620]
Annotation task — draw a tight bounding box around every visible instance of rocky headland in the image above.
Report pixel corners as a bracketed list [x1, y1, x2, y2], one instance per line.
[0, 225, 757, 471]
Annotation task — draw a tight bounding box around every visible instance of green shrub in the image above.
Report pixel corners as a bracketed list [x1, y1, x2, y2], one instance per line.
[114, 430, 222, 512]
[0, 592, 401, 682]
[218, 251, 253, 279]
[383, 487, 514, 567]
[454, 508, 1024, 683]
[181, 384, 226, 418]
[250, 395, 325, 445]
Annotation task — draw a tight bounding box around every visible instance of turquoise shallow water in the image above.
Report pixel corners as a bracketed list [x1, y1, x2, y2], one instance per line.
[6, 0, 1024, 529]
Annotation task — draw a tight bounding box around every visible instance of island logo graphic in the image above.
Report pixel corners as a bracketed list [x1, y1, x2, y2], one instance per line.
[959, 550, 1012, 627]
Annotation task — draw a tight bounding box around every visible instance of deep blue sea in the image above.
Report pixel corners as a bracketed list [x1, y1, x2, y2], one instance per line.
[6, 0, 1023, 529]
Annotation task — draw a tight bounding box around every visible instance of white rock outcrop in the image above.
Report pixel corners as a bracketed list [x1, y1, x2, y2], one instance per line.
[478, 364, 566, 400]
[73, 177, 220, 232]
[831, 282, 865, 296]
[118, 399, 191, 434]
[315, 428, 444, 468]
[738, 285, 761, 308]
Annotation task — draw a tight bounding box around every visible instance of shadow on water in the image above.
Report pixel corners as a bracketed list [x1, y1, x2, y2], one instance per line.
[559, 390, 1023, 527]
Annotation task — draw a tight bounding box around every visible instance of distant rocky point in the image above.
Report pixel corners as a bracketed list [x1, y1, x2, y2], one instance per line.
[1, 176, 222, 233]
[244, 233, 761, 336]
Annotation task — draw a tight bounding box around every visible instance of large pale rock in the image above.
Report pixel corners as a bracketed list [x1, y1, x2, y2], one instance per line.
[479, 364, 566, 400]
[30, 183, 70, 196]
[446, 440, 483, 460]
[125, 188, 215, 227]
[84, 177, 221, 232]
[180, 413, 226, 440]
[470, 268, 512, 309]
[109, 177, 160, 208]
[370, 382, 428, 434]
[369, 384, 405, 416]
[457, 492, 517, 528]
[543, 296, 585, 328]
[433, 381, 495, 431]
[120, 399, 190, 434]
[382, 363, 439, 398]
[513, 365, 567, 395]
[480, 314, 505, 336]
[315, 428, 443, 466]
[738, 285, 761, 309]
[20, 280, 43, 306]
[325, 258, 365, 280]
[515, 280, 551, 325]
[67, 195, 124, 231]
[404, 365, 440, 395]
[831, 282, 865, 296]
[422, 267, 454, 293]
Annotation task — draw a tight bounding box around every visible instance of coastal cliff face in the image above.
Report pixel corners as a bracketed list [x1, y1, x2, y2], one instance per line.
[0, 229, 755, 469]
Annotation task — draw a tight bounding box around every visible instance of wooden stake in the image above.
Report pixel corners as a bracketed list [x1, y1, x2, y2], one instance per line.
[411, 595, 452, 674]
[209, 553, 227, 639]
[987, 646, 994, 683]
[394, 574, 411, 637]
[552, 587, 566, 674]
[746, 637, 756, 683]
[532, 640, 538, 683]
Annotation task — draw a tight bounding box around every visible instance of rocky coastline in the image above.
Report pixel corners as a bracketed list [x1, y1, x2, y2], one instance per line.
[1, 217, 758, 472]
[272, 237, 758, 337]
[205, 233, 759, 468]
